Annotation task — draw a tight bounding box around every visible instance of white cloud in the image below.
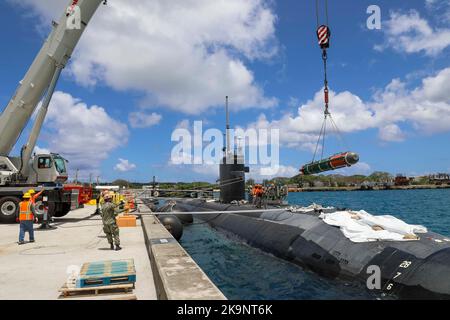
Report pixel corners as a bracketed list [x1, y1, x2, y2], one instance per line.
[166, 150, 219, 181]
[114, 158, 137, 172]
[425, 0, 438, 8]
[247, 67, 450, 149]
[175, 119, 191, 130]
[334, 162, 372, 176]
[248, 165, 299, 181]
[287, 96, 300, 108]
[192, 164, 220, 178]
[33, 146, 50, 155]
[42, 91, 129, 175]
[378, 124, 405, 142]
[247, 89, 376, 151]
[425, 0, 450, 21]
[377, 10, 450, 56]
[168, 161, 296, 181]
[129, 112, 162, 129]
[372, 68, 450, 134]
[7, 0, 60, 23]
[421, 67, 450, 102]
[169, 151, 196, 166]
[13, 0, 279, 114]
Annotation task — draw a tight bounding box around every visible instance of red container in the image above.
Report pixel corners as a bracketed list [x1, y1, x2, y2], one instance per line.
[64, 185, 93, 206]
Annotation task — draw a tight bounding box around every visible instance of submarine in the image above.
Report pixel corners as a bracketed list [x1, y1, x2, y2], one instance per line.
[168, 101, 450, 300]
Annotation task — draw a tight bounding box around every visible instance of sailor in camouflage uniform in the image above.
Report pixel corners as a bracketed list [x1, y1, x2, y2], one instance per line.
[101, 193, 122, 251]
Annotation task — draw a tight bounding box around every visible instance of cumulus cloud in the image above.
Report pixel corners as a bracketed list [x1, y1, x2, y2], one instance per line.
[114, 158, 137, 172]
[247, 89, 375, 151]
[129, 112, 162, 129]
[247, 67, 450, 149]
[12, 0, 279, 114]
[41, 91, 129, 176]
[376, 10, 450, 56]
[372, 68, 450, 134]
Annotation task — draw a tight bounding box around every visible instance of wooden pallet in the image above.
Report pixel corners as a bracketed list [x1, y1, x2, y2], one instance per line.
[59, 283, 136, 300]
[77, 259, 136, 288]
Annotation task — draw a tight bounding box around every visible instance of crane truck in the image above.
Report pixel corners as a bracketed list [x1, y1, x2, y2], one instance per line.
[0, 0, 105, 223]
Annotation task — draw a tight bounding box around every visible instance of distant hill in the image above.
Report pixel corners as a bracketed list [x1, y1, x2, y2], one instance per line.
[71, 171, 436, 189]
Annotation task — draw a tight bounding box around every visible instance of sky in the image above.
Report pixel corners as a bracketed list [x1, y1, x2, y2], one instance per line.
[0, 0, 449, 183]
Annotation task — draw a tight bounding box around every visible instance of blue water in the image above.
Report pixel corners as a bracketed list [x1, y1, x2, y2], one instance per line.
[180, 189, 450, 300]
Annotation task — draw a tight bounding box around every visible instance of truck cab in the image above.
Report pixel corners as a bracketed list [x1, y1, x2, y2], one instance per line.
[0, 153, 68, 186]
[0, 153, 70, 223]
[28, 153, 68, 184]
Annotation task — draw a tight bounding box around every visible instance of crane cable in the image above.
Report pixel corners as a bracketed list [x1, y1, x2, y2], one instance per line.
[311, 0, 348, 163]
[315, 0, 329, 28]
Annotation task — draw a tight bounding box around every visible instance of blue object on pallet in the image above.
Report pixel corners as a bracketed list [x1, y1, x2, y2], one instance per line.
[76, 259, 136, 288]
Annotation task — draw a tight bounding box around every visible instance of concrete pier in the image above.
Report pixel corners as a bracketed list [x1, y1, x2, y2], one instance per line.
[0, 206, 156, 300]
[0, 200, 226, 300]
[138, 200, 226, 300]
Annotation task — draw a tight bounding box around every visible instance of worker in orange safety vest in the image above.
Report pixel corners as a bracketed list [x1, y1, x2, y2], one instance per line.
[252, 184, 264, 208]
[17, 189, 44, 245]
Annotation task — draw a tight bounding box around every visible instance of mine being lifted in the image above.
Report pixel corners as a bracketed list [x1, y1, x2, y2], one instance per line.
[300, 0, 359, 175]
[0, 0, 106, 222]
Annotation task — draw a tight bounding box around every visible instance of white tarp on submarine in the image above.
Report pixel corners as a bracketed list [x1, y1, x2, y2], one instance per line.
[319, 210, 429, 243]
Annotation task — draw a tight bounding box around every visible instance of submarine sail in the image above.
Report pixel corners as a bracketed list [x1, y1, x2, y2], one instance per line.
[219, 96, 249, 203]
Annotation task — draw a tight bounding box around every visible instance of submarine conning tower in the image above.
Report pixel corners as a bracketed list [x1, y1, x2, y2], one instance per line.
[219, 96, 249, 204]
[219, 153, 249, 203]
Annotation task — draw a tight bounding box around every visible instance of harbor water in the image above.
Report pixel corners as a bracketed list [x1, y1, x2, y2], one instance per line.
[179, 189, 450, 299]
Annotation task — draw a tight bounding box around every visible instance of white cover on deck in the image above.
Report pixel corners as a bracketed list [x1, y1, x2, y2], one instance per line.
[319, 210, 427, 243]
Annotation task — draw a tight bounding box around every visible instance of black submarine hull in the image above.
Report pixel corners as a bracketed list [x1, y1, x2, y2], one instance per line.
[175, 199, 450, 299]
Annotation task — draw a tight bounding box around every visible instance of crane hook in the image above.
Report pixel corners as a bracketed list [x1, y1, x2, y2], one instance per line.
[317, 25, 331, 49]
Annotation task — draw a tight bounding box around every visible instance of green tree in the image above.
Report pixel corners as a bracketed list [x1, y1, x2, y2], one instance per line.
[112, 179, 129, 188]
[368, 172, 393, 183]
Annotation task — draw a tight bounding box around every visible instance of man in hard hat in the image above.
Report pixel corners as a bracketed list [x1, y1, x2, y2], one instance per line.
[17, 189, 44, 245]
[100, 192, 121, 251]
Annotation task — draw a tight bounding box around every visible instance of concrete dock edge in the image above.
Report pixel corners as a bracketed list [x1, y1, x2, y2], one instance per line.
[138, 201, 226, 300]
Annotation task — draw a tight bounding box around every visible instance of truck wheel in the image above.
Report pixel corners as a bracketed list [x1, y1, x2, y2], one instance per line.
[0, 197, 20, 223]
[33, 200, 46, 222]
[53, 203, 71, 217]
